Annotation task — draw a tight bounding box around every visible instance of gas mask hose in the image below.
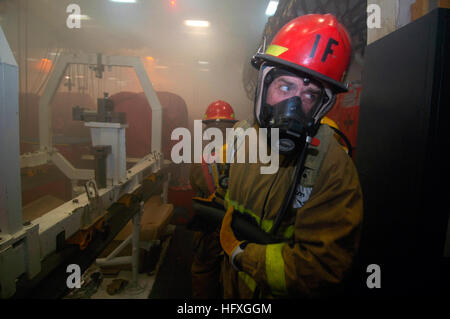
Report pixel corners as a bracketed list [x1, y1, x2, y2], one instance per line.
[270, 135, 312, 236]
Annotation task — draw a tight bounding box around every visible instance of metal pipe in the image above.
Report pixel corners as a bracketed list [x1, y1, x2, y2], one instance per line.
[131, 201, 143, 285]
[162, 172, 170, 204]
[101, 235, 132, 262]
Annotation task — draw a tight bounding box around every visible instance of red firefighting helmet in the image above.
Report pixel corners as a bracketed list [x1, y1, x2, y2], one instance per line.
[253, 14, 352, 93]
[203, 100, 237, 123]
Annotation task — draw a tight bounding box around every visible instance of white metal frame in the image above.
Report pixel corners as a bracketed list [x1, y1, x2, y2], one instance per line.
[86, 121, 129, 186]
[38, 52, 162, 154]
[20, 52, 163, 173]
[0, 48, 166, 298]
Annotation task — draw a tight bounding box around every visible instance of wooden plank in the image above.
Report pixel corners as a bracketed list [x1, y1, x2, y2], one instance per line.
[411, 0, 429, 21]
[114, 195, 174, 241]
[411, 0, 450, 21]
[438, 0, 450, 9]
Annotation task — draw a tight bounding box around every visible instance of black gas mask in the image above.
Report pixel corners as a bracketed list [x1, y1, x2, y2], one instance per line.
[254, 63, 335, 155]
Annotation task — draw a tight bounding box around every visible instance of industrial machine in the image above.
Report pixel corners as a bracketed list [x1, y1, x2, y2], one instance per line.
[0, 24, 169, 298]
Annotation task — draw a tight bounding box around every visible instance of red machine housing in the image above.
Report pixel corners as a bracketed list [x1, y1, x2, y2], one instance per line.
[326, 85, 362, 158]
[111, 91, 189, 160]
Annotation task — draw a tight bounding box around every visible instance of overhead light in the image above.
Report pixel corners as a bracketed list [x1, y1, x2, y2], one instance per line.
[265, 1, 279, 16]
[109, 0, 137, 3]
[65, 75, 70, 79]
[35, 58, 52, 72]
[184, 20, 210, 28]
[198, 61, 209, 65]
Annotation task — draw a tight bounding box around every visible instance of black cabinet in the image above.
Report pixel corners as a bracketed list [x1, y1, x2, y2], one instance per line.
[354, 8, 450, 296]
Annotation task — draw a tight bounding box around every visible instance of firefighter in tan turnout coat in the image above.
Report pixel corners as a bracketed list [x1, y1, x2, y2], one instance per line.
[219, 14, 363, 298]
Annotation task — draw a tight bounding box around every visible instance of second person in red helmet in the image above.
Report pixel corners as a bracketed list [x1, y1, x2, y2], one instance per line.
[188, 100, 237, 298]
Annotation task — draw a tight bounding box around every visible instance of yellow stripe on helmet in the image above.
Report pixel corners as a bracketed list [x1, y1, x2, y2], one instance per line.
[265, 44, 289, 57]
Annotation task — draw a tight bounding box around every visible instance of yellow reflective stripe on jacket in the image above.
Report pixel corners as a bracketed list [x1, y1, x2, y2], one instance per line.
[225, 192, 273, 233]
[266, 243, 288, 296]
[225, 192, 295, 239]
[238, 271, 256, 292]
[282, 225, 295, 239]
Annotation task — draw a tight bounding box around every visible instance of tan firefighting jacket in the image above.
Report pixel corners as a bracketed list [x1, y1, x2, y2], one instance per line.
[189, 163, 212, 198]
[190, 145, 228, 205]
[221, 123, 363, 298]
